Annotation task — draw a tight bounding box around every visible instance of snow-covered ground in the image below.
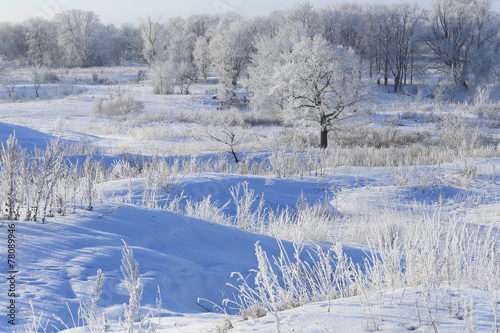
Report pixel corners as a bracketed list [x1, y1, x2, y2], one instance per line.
[0, 67, 498, 332]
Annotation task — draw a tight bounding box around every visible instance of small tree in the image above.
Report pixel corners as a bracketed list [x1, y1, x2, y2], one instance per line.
[206, 108, 247, 163]
[28, 66, 48, 98]
[267, 35, 370, 148]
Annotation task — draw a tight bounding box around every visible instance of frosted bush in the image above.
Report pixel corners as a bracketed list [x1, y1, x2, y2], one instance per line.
[184, 195, 230, 225]
[437, 114, 489, 154]
[90, 92, 144, 117]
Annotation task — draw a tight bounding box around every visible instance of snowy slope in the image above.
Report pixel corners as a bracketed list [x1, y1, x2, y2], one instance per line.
[0, 203, 300, 331]
[0, 122, 59, 151]
[1, 200, 373, 332]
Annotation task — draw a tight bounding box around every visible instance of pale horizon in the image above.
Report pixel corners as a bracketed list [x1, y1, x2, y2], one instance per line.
[0, 0, 451, 26]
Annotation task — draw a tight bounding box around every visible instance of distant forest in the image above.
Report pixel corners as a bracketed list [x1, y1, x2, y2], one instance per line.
[0, 0, 499, 94]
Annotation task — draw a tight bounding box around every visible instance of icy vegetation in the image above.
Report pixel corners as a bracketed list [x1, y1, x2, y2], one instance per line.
[0, 0, 499, 332]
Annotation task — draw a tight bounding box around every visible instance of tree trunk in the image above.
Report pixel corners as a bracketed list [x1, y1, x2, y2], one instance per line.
[394, 73, 401, 93]
[230, 146, 239, 163]
[320, 115, 328, 149]
[384, 56, 389, 86]
[320, 127, 328, 149]
[462, 79, 468, 91]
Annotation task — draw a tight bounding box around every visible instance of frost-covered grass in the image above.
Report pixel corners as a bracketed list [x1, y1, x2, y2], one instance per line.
[0, 66, 498, 332]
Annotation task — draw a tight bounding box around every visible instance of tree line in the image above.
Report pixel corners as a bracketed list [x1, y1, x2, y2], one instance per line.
[1, 0, 499, 148]
[0, 1, 496, 90]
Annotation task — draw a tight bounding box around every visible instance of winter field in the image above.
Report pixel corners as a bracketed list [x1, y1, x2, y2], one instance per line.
[0, 64, 497, 333]
[0, 1, 499, 332]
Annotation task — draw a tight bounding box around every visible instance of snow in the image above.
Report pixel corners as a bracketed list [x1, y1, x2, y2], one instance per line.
[0, 66, 498, 332]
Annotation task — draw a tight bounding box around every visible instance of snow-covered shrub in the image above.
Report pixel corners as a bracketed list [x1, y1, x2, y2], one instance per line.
[215, 84, 248, 109]
[31, 139, 64, 222]
[229, 181, 264, 231]
[83, 156, 99, 211]
[226, 241, 360, 326]
[184, 195, 230, 225]
[141, 155, 175, 208]
[151, 59, 194, 95]
[0, 133, 25, 220]
[120, 240, 143, 333]
[90, 92, 144, 117]
[227, 200, 499, 330]
[437, 114, 489, 155]
[43, 70, 59, 83]
[267, 195, 335, 242]
[79, 269, 107, 333]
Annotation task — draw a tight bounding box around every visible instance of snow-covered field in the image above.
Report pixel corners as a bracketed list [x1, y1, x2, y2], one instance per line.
[0, 66, 499, 333]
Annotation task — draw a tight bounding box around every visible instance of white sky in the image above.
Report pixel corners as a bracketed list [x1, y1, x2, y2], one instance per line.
[0, 0, 499, 26]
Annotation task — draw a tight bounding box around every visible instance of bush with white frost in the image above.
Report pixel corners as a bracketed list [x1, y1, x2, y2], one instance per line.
[91, 92, 144, 117]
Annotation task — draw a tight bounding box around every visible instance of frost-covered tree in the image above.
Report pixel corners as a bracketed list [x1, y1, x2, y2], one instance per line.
[138, 16, 164, 65]
[28, 66, 48, 98]
[208, 17, 255, 89]
[468, 0, 500, 85]
[97, 23, 127, 65]
[151, 60, 194, 95]
[56, 9, 102, 67]
[422, 0, 499, 89]
[280, 2, 319, 33]
[119, 23, 143, 61]
[249, 22, 309, 117]
[0, 55, 7, 78]
[26, 17, 60, 67]
[263, 35, 370, 148]
[193, 36, 210, 80]
[163, 17, 195, 64]
[371, 3, 422, 92]
[148, 17, 196, 94]
[206, 108, 247, 163]
[0, 23, 28, 62]
[187, 13, 218, 38]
